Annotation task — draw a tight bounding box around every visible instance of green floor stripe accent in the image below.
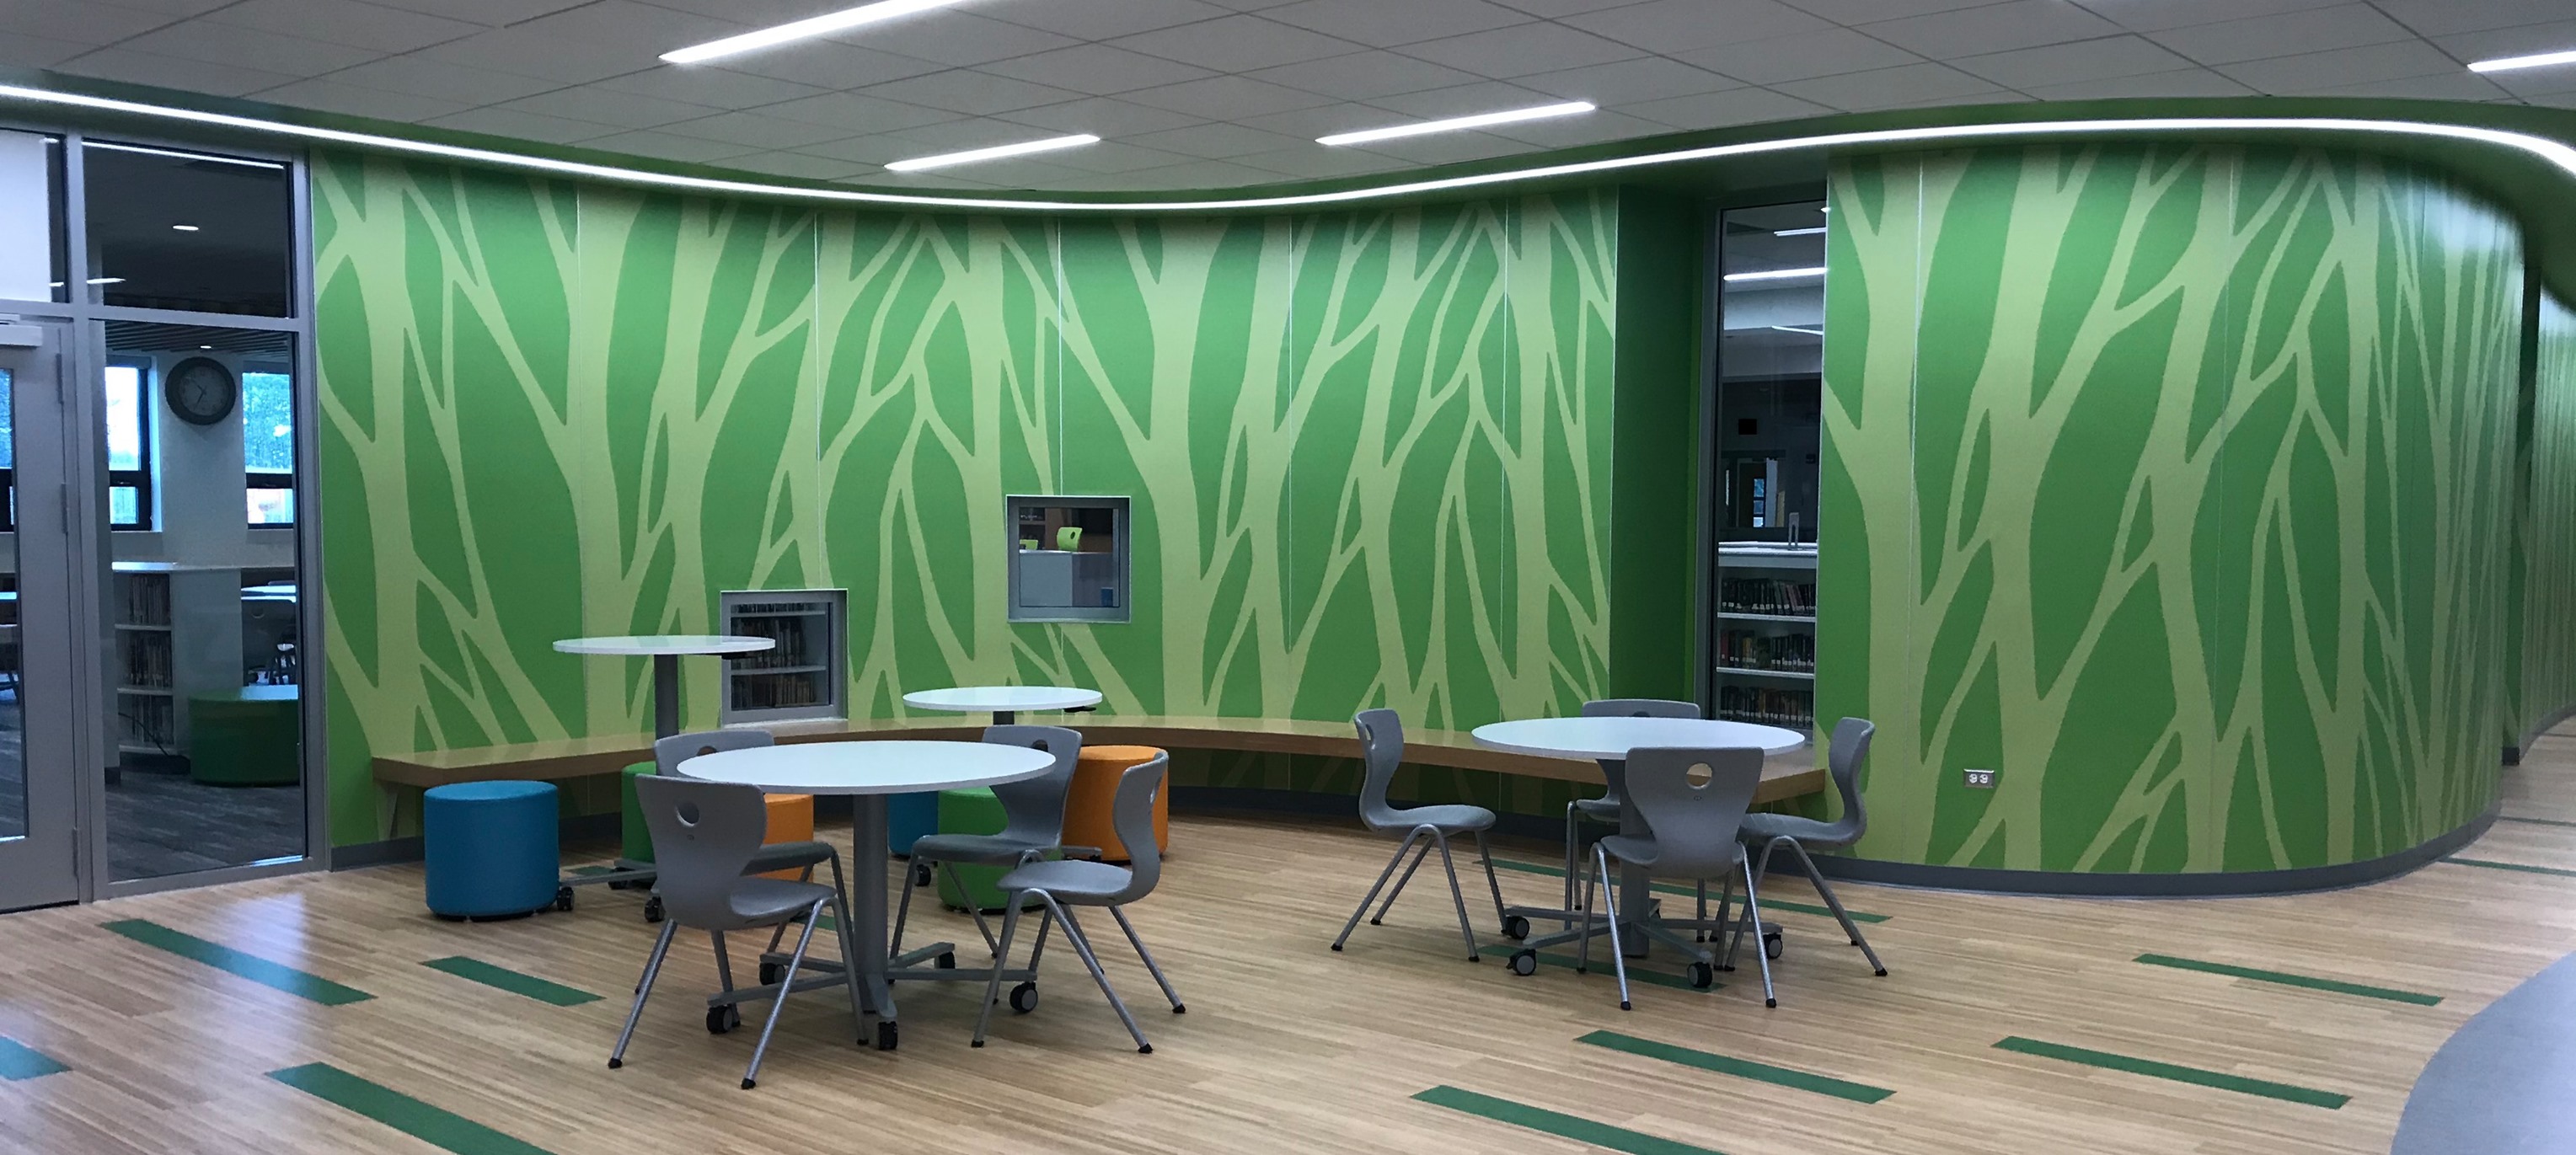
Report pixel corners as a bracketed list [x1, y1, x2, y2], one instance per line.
[1529, 954, 1721, 993]
[1577, 1030, 1893, 1103]
[2495, 815, 2576, 829]
[2134, 954, 2442, 1006]
[1991, 1037, 2349, 1109]
[103, 920, 372, 1006]
[1486, 858, 1889, 923]
[0, 1036, 67, 1081]
[421, 957, 602, 1007]
[1413, 1085, 1726, 1155]
[270, 1063, 553, 1155]
[2445, 857, 2576, 878]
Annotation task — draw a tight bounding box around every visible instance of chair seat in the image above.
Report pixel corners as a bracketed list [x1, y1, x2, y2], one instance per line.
[727, 877, 838, 924]
[745, 840, 832, 874]
[995, 858, 1131, 902]
[910, 831, 1048, 865]
[1597, 833, 1744, 874]
[1374, 803, 1495, 835]
[1738, 813, 1854, 848]
[1572, 797, 1620, 821]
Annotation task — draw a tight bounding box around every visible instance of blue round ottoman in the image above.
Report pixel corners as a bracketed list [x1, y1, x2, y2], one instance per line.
[423, 781, 562, 921]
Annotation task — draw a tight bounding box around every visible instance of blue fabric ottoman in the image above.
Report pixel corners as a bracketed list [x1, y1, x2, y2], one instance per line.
[424, 781, 561, 920]
[887, 791, 939, 858]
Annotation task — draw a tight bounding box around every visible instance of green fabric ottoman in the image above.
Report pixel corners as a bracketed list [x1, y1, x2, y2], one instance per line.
[619, 762, 656, 864]
[185, 685, 299, 786]
[933, 788, 1049, 913]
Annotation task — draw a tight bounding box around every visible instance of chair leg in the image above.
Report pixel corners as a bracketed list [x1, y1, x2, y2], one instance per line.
[609, 921, 680, 1069]
[1574, 845, 1599, 973]
[1026, 905, 1056, 972]
[1593, 844, 1630, 1010]
[1371, 838, 1432, 926]
[1787, 840, 1885, 976]
[1057, 901, 1152, 1053]
[829, 888, 866, 1042]
[1332, 829, 1423, 952]
[764, 864, 817, 956]
[1108, 905, 1184, 1013]
[889, 855, 924, 958]
[1430, 831, 1481, 963]
[1471, 830, 1508, 929]
[742, 901, 825, 1090]
[711, 931, 736, 994]
[1740, 857, 1777, 1008]
[971, 890, 1030, 1048]
[943, 863, 1003, 955]
[1695, 880, 1708, 943]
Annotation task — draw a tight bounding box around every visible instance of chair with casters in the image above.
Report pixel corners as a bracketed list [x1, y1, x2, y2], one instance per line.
[1575, 746, 1775, 1009]
[972, 751, 1182, 1052]
[1558, 699, 1700, 914]
[610, 775, 864, 1090]
[892, 725, 1084, 960]
[586, 730, 843, 928]
[1731, 717, 1887, 980]
[1330, 709, 1509, 962]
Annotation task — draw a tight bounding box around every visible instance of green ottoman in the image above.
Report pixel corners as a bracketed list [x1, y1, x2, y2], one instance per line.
[933, 788, 1049, 913]
[618, 762, 656, 864]
[185, 685, 299, 786]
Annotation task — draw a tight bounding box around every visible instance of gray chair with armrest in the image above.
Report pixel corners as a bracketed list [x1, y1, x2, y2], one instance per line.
[1577, 746, 1776, 1009]
[1330, 708, 1509, 962]
[1731, 716, 1888, 980]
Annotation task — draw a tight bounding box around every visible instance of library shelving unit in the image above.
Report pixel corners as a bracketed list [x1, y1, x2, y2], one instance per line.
[1714, 544, 1817, 735]
[111, 562, 244, 757]
[718, 589, 847, 727]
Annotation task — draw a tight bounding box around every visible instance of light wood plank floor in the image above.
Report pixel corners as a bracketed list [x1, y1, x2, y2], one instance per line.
[3, 739, 2573, 1155]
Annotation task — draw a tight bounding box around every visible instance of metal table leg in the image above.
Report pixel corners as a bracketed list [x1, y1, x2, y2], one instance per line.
[651, 653, 680, 740]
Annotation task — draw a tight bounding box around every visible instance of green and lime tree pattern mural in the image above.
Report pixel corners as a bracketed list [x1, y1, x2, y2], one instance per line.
[2525, 294, 2576, 738]
[1819, 145, 2525, 874]
[313, 152, 1617, 845]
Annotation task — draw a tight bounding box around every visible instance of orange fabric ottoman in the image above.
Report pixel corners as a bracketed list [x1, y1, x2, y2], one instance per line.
[1065, 745, 1169, 863]
[758, 793, 816, 880]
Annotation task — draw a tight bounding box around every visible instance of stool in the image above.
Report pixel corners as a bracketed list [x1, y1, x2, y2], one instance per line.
[1067, 745, 1169, 863]
[185, 685, 299, 786]
[425, 781, 561, 920]
[619, 765, 814, 880]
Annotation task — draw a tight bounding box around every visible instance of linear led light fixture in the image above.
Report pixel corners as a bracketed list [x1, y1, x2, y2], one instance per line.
[6, 87, 2576, 215]
[1319, 101, 1594, 147]
[2469, 47, 2576, 73]
[662, 0, 965, 64]
[1726, 266, 1826, 282]
[885, 133, 1097, 172]
[83, 140, 284, 168]
[1773, 227, 1827, 237]
[1770, 325, 1823, 335]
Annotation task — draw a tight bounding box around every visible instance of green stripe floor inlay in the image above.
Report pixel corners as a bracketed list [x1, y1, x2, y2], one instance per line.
[270, 1063, 553, 1155]
[2134, 954, 2442, 1006]
[422, 957, 601, 1007]
[2495, 815, 2576, 829]
[0, 1036, 67, 1081]
[2444, 857, 2576, 878]
[1530, 954, 1721, 993]
[1577, 1030, 1893, 1103]
[1991, 1037, 2349, 1109]
[1413, 1085, 1726, 1155]
[103, 920, 372, 1006]
[1486, 858, 1889, 923]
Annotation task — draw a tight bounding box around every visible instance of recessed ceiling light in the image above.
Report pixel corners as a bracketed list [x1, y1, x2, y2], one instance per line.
[1770, 325, 1823, 335]
[88, 276, 124, 285]
[1318, 101, 1595, 147]
[200, 345, 213, 350]
[1773, 227, 1826, 237]
[83, 140, 283, 169]
[2469, 47, 2576, 73]
[1725, 266, 1826, 282]
[885, 133, 1098, 172]
[662, 0, 968, 64]
[170, 223, 200, 232]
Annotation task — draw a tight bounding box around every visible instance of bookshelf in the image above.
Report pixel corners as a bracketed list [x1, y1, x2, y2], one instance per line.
[1715, 547, 1817, 733]
[718, 589, 847, 726]
[111, 563, 244, 756]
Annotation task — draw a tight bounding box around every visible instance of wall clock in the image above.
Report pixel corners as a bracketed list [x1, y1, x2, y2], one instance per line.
[163, 356, 238, 426]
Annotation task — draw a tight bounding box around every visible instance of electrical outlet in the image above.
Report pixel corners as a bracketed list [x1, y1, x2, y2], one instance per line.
[1963, 767, 1997, 789]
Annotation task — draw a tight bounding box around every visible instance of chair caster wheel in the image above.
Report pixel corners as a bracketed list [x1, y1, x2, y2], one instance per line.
[758, 962, 779, 985]
[1763, 930, 1783, 960]
[706, 1005, 741, 1035]
[1502, 915, 1530, 940]
[1765, 997, 1777, 1008]
[935, 952, 956, 970]
[607, 1058, 622, 1070]
[1172, 1004, 1186, 1014]
[1688, 962, 1716, 989]
[740, 1078, 756, 1090]
[643, 896, 665, 923]
[876, 1021, 899, 1051]
[1009, 982, 1040, 1013]
[1875, 968, 1888, 976]
[971, 1039, 984, 1048]
[1138, 1044, 1153, 1054]
[912, 864, 933, 887]
[1508, 950, 1538, 976]
[1619, 1001, 1631, 1011]
[554, 885, 575, 912]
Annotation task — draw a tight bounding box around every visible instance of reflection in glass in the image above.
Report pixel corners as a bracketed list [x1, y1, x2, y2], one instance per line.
[82, 142, 292, 316]
[1716, 201, 1828, 541]
[244, 370, 292, 525]
[103, 361, 148, 528]
[0, 368, 19, 843]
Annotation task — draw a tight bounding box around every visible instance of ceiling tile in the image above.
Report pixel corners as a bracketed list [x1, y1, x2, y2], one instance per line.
[654, 110, 863, 148]
[719, 151, 869, 180]
[78, 0, 232, 14]
[1121, 74, 1340, 118]
[54, 48, 305, 97]
[1858, 1, 2123, 60]
[1244, 51, 1483, 100]
[248, 77, 473, 121]
[2364, 0, 2575, 36]
[987, 0, 1235, 40]
[1949, 35, 2196, 89]
[1522, 56, 1740, 104]
[594, 67, 829, 110]
[1126, 121, 1312, 158]
[317, 54, 563, 103]
[860, 169, 1000, 190]
[2215, 40, 2466, 93]
[2070, 0, 2347, 35]
[830, 11, 1079, 67]
[2432, 20, 2576, 65]
[1400, 23, 1644, 78]
[0, 1, 201, 48]
[1340, 130, 1533, 165]
[420, 2, 746, 85]
[356, 0, 592, 24]
[1486, 0, 1658, 15]
[1620, 85, 1833, 128]
[1137, 157, 1320, 186]
[1261, 0, 1535, 48]
[1673, 28, 1925, 85]
[997, 97, 1208, 136]
[752, 90, 966, 132]
[1781, 0, 1996, 20]
[2145, 4, 2415, 67]
[1771, 61, 2006, 110]
[576, 128, 765, 163]
[983, 43, 1216, 96]
[0, 32, 102, 70]
[861, 69, 1088, 115]
[790, 133, 928, 165]
[427, 104, 616, 144]
[118, 19, 384, 76]
[1234, 101, 1419, 138]
[1566, 0, 1833, 52]
[2020, 66, 2255, 99]
[1111, 14, 1365, 72]
[1228, 143, 1411, 178]
[943, 157, 1095, 190]
[694, 40, 949, 88]
[1365, 80, 1559, 118]
[495, 87, 725, 131]
[203, 0, 482, 53]
[1479, 108, 1673, 146]
[2298, 72, 2517, 100]
[881, 116, 1088, 151]
[1036, 141, 1200, 174]
[2484, 61, 2576, 99]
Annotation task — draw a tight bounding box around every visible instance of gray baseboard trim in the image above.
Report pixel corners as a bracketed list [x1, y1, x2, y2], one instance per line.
[330, 812, 622, 870]
[1170, 786, 1564, 843]
[1807, 805, 2498, 898]
[2508, 702, 2576, 766]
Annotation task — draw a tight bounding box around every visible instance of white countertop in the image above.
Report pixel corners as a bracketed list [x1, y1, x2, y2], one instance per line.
[678, 740, 1054, 795]
[1470, 716, 1807, 761]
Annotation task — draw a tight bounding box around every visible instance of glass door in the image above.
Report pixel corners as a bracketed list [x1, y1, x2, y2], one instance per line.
[0, 324, 83, 911]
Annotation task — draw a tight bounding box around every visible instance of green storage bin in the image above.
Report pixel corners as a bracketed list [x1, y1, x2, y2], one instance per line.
[185, 685, 299, 786]
[618, 762, 656, 863]
[933, 788, 1051, 912]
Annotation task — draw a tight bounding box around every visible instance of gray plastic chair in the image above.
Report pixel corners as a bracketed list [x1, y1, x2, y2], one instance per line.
[1735, 717, 1887, 978]
[611, 775, 863, 1090]
[1330, 709, 1508, 962]
[576, 730, 846, 925]
[972, 752, 1182, 1052]
[891, 725, 1083, 959]
[1561, 699, 1700, 908]
[1578, 746, 1774, 1010]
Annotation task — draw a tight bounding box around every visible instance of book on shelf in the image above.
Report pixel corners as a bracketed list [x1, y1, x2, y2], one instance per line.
[1719, 576, 1815, 616]
[1716, 685, 1813, 730]
[1716, 629, 1814, 672]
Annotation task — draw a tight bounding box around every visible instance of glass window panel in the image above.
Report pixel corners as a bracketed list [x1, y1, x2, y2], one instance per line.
[110, 487, 137, 527]
[243, 372, 291, 473]
[0, 366, 13, 469]
[0, 131, 62, 302]
[246, 489, 292, 525]
[82, 141, 292, 316]
[103, 364, 142, 472]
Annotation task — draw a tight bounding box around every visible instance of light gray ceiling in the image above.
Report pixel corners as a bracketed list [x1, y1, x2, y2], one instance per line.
[12, 0, 2576, 191]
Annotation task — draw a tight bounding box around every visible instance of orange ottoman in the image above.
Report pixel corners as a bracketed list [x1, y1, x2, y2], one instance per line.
[758, 794, 816, 880]
[1065, 746, 1169, 863]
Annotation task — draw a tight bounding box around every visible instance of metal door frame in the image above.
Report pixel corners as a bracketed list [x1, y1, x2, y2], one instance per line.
[0, 324, 83, 910]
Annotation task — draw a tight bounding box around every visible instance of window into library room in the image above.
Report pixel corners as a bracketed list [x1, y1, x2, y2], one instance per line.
[1007, 496, 1130, 623]
[103, 358, 153, 530]
[82, 140, 293, 316]
[244, 366, 291, 524]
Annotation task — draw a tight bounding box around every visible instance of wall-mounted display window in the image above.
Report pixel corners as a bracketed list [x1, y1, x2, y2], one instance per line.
[1007, 495, 1129, 623]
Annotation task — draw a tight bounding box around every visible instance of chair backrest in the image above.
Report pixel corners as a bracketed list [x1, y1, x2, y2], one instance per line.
[1101, 752, 1170, 905]
[633, 774, 778, 931]
[1620, 746, 1765, 879]
[656, 728, 774, 777]
[983, 725, 1083, 845]
[1813, 717, 1874, 848]
[1352, 709, 1406, 829]
[1579, 699, 1697, 807]
[1057, 526, 1083, 550]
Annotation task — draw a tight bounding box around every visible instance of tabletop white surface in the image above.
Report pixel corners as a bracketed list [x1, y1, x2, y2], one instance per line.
[677, 740, 1054, 795]
[552, 635, 776, 656]
[1470, 716, 1807, 760]
[901, 686, 1104, 713]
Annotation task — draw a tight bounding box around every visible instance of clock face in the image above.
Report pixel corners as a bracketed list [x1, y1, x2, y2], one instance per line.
[164, 356, 238, 426]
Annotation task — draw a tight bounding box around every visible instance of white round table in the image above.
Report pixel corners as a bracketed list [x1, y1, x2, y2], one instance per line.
[554, 635, 774, 739]
[680, 740, 1055, 1051]
[902, 685, 1102, 725]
